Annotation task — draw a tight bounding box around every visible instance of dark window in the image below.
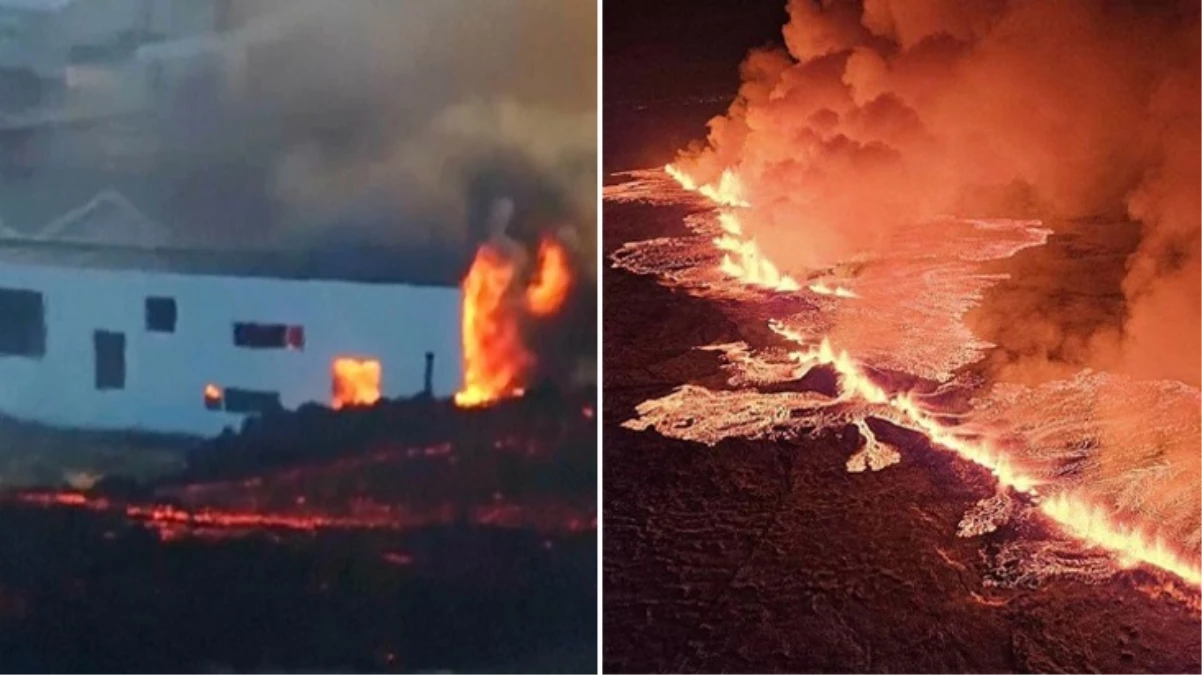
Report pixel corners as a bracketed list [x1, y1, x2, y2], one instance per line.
[93, 330, 125, 390]
[0, 288, 46, 357]
[223, 387, 282, 415]
[145, 297, 176, 332]
[233, 322, 304, 350]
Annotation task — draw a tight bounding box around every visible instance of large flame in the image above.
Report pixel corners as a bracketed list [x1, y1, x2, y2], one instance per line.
[455, 244, 533, 408]
[455, 236, 572, 408]
[665, 163, 1202, 588]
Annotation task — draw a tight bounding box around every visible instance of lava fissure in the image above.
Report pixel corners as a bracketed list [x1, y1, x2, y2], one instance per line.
[646, 164, 1202, 589]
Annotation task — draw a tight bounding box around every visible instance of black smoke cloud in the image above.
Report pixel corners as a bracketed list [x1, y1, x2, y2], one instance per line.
[674, 0, 1199, 386]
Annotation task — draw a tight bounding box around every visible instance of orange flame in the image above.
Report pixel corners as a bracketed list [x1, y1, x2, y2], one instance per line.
[526, 238, 572, 317]
[455, 244, 534, 408]
[455, 237, 574, 408]
[332, 357, 381, 410]
[1042, 492, 1201, 586]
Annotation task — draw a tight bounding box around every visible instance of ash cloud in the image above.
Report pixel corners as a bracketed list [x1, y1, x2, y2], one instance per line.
[151, 0, 597, 280]
[674, 0, 1199, 386]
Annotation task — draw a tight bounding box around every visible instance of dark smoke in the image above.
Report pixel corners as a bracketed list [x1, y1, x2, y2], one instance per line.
[674, 0, 1199, 386]
[146, 0, 596, 279]
[136, 0, 597, 386]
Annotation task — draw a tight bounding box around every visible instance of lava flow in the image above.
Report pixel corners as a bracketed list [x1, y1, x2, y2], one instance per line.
[6, 390, 598, 544]
[662, 163, 1202, 589]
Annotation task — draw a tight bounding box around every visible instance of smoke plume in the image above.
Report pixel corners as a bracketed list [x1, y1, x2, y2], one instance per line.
[128, 0, 597, 389]
[673, 0, 1199, 386]
[148, 0, 596, 280]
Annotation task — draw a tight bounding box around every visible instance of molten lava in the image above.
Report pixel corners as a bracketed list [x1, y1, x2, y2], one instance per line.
[661, 162, 1202, 589]
[332, 358, 382, 410]
[526, 238, 572, 317]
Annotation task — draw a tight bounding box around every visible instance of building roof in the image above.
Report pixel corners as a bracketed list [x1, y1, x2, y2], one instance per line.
[37, 190, 168, 247]
[0, 192, 464, 288]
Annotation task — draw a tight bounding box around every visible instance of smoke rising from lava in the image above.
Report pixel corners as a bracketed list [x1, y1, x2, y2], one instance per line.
[672, 0, 1199, 386]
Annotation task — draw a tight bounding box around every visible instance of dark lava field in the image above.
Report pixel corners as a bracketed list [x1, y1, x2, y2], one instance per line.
[0, 393, 597, 674]
[601, 3, 1200, 669]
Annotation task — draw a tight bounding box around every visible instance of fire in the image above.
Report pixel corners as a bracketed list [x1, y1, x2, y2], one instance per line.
[455, 244, 534, 408]
[204, 384, 223, 409]
[455, 236, 575, 408]
[526, 238, 572, 317]
[332, 357, 381, 410]
[669, 162, 1202, 588]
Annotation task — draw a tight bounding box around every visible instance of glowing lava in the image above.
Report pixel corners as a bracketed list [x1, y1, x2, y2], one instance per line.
[332, 357, 382, 410]
[665, 164, 748, 207]
[712, 211, 801, 292]
[663, 163, 1202, 588]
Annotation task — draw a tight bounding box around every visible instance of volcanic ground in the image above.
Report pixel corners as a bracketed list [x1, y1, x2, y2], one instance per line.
[601, 186, 1201, 674]
[0, 392, 596, 673]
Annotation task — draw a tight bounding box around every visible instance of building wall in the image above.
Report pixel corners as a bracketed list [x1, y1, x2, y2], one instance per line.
[0, 260, 463, 436]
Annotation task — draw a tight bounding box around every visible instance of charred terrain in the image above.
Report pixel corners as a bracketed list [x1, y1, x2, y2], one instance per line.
[602, 1, 1200, 672]
[0, 391, 597, 673]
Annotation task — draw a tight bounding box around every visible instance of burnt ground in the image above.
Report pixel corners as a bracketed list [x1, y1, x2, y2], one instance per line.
[600, 196, 1202, 673]
[0, 393, 597, 674]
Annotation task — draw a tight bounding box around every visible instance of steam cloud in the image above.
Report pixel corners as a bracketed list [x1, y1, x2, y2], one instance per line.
[673, 0, 1199, 386]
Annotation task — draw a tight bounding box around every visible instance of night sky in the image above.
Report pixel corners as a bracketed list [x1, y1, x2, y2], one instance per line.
[603, 0, 786, 173]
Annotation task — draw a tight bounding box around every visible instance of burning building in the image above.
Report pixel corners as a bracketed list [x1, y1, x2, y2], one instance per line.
[0, 191, 461, 436]
[455, 234, 575, 408]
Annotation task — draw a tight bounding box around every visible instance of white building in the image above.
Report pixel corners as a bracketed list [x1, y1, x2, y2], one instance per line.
[0, 192, 463, 437]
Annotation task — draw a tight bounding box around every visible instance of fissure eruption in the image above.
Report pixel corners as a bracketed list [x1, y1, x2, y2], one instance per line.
[655, 161, 1201, 589]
